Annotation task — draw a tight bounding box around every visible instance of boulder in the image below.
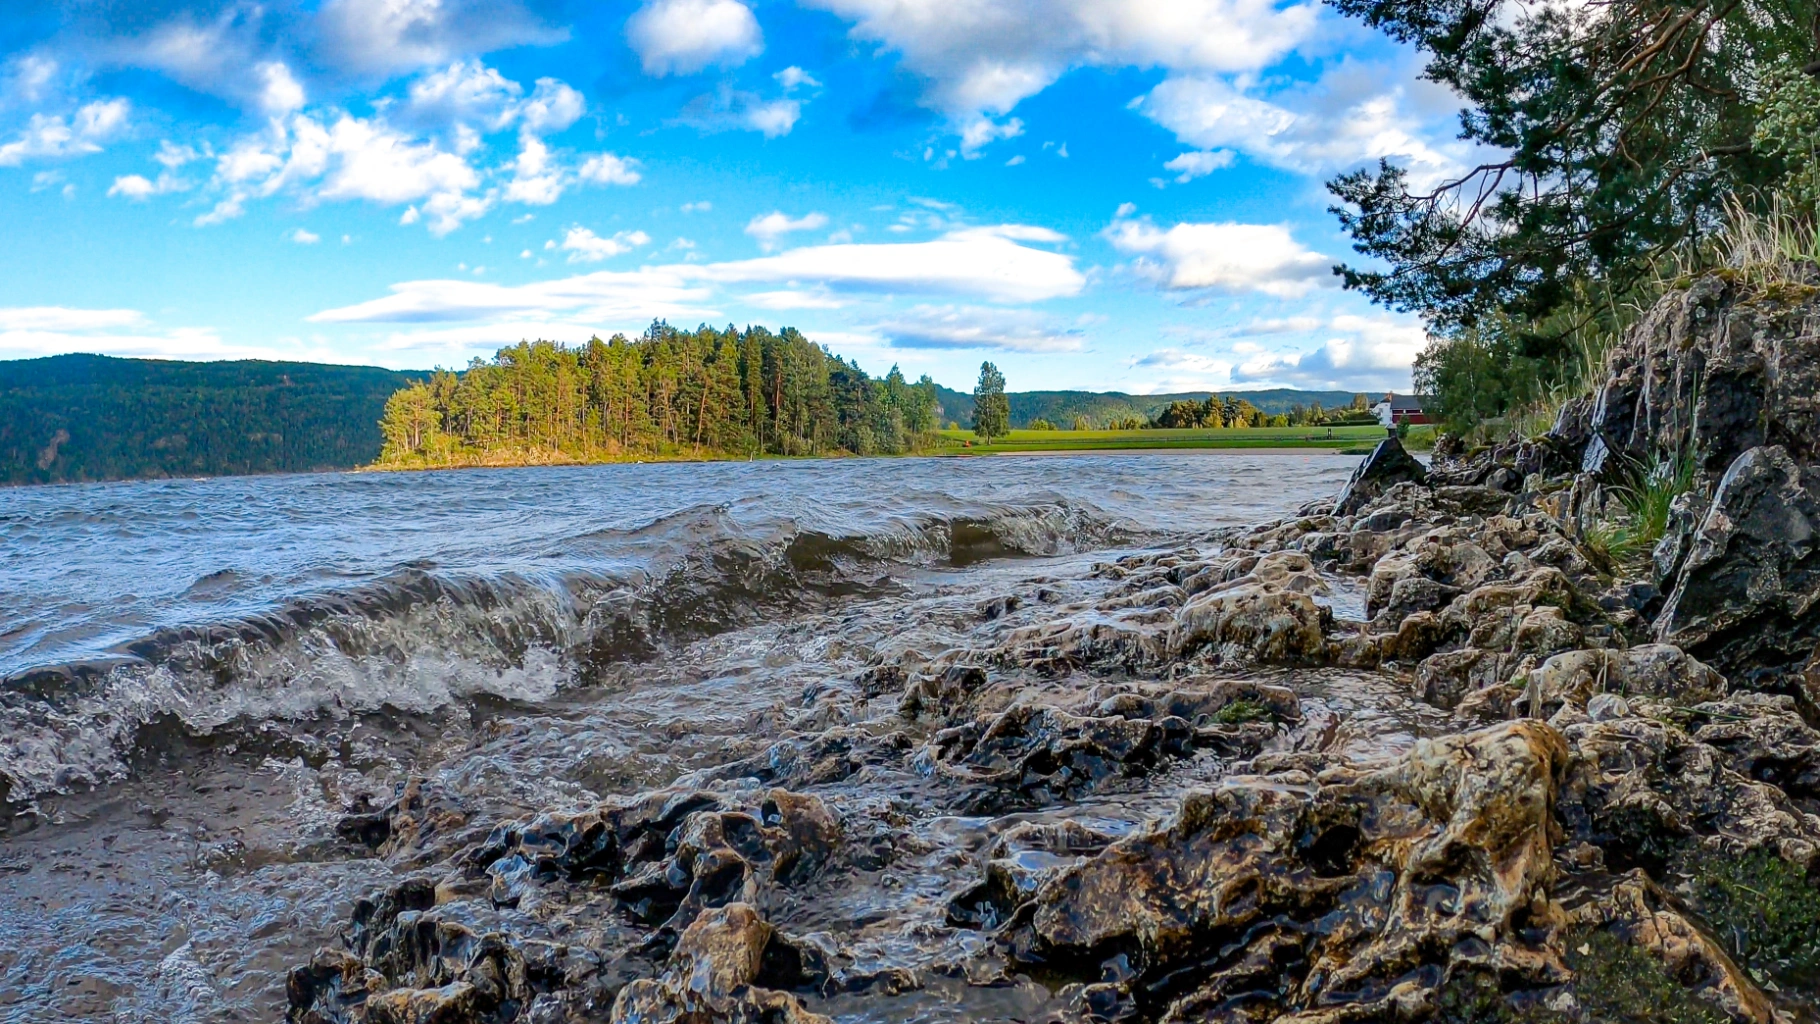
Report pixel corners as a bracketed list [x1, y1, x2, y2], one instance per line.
[1175, 582, 1329, 663]
[1333, 435, 1428, 515]
[1656, 445, 1820, 684]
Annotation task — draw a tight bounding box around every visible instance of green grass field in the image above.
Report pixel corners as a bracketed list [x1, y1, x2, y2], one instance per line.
[934, 424, 1387, 454]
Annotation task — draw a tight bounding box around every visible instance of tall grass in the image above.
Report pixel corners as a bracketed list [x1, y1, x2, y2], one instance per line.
[1580, 451, 1696, 568]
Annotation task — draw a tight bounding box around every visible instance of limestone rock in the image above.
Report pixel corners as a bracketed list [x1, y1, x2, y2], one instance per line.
[1334, 435, 1428, 516]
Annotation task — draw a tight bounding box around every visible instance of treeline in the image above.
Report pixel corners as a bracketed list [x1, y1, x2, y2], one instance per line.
[934, 385, 1366, 430]
[1147, 394, 1374, 430]
[377, 322, 941, 466]
[0, 354, 423, 485]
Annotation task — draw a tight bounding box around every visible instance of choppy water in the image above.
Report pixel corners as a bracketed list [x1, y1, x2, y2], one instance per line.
[0, 452, 1358, 1023]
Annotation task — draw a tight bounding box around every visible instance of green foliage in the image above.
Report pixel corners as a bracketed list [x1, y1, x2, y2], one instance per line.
[375, 323, 940, 466]
[971, 361, 1009, 443]
[1209, 700, 1274, 725]
[0, 353, 424, 484]
[1680, 846, 1820, 987]
[1327, 0, 1817, 336]
[1027, 417, 1056, 431]
[1433, 930, 1726, 1024]
[1755, 62, 1820, 216]
[1582, 451, 1696, 567]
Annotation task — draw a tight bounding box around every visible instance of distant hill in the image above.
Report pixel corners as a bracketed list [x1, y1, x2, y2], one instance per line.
[932, 386, 1368, 429]
[0, 352, 1380, 486]
[0, 354, 427, 485]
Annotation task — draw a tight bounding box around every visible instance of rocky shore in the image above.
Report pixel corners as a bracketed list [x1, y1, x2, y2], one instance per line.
[286, 275, 1820, 1023]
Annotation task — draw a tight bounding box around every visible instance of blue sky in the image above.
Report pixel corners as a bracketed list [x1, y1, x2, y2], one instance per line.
[0, 0, 1473, 394]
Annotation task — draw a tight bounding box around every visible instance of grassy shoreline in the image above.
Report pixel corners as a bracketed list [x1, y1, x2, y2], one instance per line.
[931, 425, 1386, 455]
[362, 426, 1386, 473]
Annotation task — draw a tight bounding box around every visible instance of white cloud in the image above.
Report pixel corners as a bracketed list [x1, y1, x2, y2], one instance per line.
[578, 152, 642, 186]
[403, 63, 585, 137]
[678, 88, 802, 137]
[153, 140, 200, 169]
[316, 0, 565, 77]
[519, 78, 585, 135]
[0, 306, 316, 362]
[774, 66, 822, 90]
[1163, 149, 1234, 182]
[681, 200, 712, 213]
[802, 0, 1316, 117]
[873, 304, 1085, 352]
[743, 287, 845, 310]
[290, 228, 321, 244]
[1103, 211, 1331, 298]
[504, 136, 564, 204]
[405, 61, 524, 130]
[310, 224, 1086, 324]
[959, 116, 1022, 157]
[1228, 314, 1428, 390]
[559, 226, 652, 262]
[255, 62, 307, 116]
[626, 0, 763, 75]
[745, 210, 829, 250]
[5, 54, 57, 104]
[197, 111, 489, 235]
[0, 99, 130, 166]
[1136, 64, 1471, 186]
[107, 173, 189, 199]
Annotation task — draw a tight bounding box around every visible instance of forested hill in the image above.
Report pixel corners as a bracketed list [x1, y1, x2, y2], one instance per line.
[931, 385, 1365, 429]
[0, 354, 426, 485]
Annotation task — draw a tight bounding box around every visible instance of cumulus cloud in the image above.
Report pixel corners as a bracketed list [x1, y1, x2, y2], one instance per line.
[0, 99, 130, 166]
[504, 136, 563, 204]
[1228, 313, 1427, 391]
[316, 0, 565, 77]
[1163, 149, 1234, 183]
[403, 63, 584, 136]
[774, 66, 821, 90]
[558, 227, 652, 262]
[958, 116, 1022, 157]
[290, 228, 321, 244]
[255, 61, 307, 116]
[873, 305, 1085, 352]
[310, 223, 1085, 324]
[1127, 313, 1426, 392]
[196, 111, 488, 234]
[108, 172, 189, 200]
[1136, 63, 1471, 186]
[578, 152, 642, 185]
[745, 211, 829, 250]
[678, 88, 802, 137]
[626, 0, 764, 75]
[803, 0, 1316, 118]
[1103, 210, 1332, 298]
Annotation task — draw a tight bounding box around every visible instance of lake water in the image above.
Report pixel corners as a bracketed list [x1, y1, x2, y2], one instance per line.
[0, 452, 1357, 1022]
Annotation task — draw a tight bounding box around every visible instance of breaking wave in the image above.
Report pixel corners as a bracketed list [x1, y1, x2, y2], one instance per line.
[0, 499, 1135, 806]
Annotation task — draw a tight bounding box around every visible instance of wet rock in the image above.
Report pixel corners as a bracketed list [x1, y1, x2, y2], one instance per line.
[1334, 435, 1428, 515]
[929, 704, 1193, 812]
[992, 721, 1569, 1022]
[946, 820, 1118, 930]
[1657, 445, 1820, 685]
[1176, 582, 1330, 664]
[464, 787, 841, 931]
[609, 903, 832, 1024]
